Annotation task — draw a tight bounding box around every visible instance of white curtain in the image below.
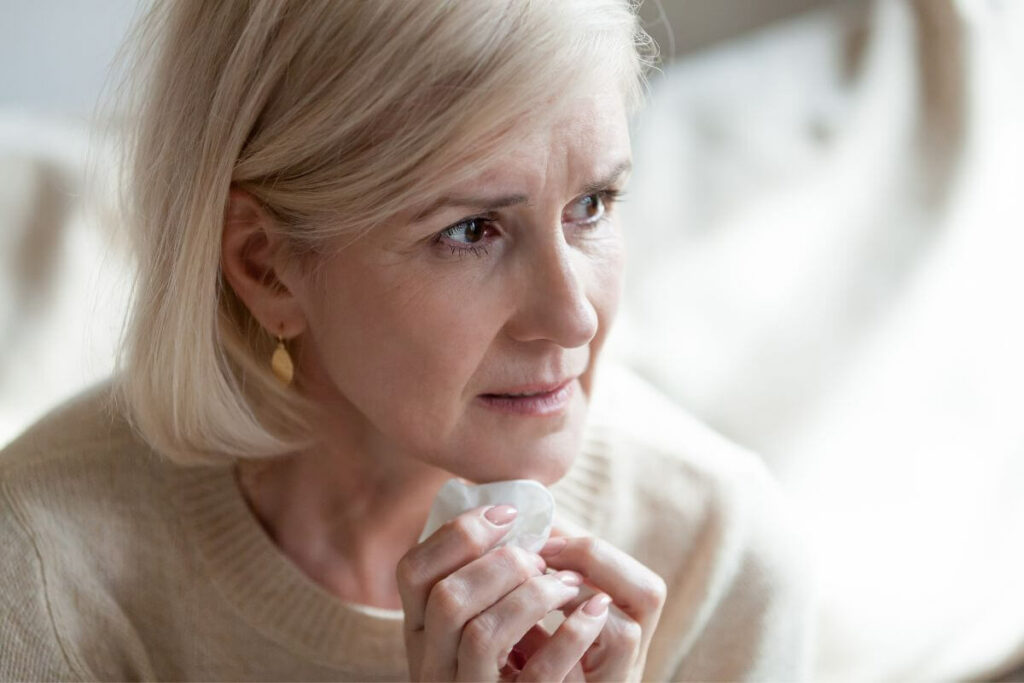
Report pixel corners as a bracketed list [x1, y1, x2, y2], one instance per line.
[614, 0, 1024, 679]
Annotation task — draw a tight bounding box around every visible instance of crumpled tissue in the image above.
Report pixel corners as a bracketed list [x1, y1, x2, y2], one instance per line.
[418, 478, 555, 553]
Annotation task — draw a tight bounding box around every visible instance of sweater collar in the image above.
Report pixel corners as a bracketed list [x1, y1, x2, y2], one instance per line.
[168, 426, 612, 674]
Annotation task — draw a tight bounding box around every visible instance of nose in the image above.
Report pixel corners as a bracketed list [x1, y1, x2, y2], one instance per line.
[504, 234, 599, 349]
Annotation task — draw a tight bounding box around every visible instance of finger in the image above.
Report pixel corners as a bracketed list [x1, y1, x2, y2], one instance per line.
[549, 518, 590, 538]
[516, 592, 611, 682]
[538, 535, 667, 626]
[454, 570, 584, 681]
[498, 624, 549, 680]
[419, 544, 545, 680]
[578, 601, 645, 682]
[538, 596, 647, 675]
[397, 504, 520, 633]
[507, 622, 551, 661]
[544, 584, 597, 616]
[563, 661, 587, 683]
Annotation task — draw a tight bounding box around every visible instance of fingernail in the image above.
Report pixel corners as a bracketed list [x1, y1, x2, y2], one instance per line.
[556, 570, 583, 586]
[534, 555, 547, 573]
[583, 593, 612, 617]
[484, 505, 517, 526]
[539, 536, 567, 556]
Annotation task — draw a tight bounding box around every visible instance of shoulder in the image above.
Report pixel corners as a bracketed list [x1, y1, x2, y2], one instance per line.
[1, 379, 134, 468]
[0, 380, 135, 679]
[0, 378, 175, 565]
[0, 378, 169, 537]
[0, 474, 83, 679]
[0, 380, 170, 678]
[0, 378, 167, 497]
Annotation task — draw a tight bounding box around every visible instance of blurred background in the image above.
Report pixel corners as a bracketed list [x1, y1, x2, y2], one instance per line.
[2, 0, 1023, 680]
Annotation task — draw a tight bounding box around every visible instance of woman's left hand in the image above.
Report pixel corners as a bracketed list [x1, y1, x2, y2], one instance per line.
[507, 529, 668, 682]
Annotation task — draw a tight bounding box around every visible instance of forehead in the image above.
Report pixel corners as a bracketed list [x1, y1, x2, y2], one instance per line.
[454, 91, 631, 189]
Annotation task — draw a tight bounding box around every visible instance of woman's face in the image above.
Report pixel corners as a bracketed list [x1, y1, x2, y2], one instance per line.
[289, 91, 631, 485]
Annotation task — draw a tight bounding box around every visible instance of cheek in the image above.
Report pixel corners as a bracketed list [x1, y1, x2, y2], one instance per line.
[305, 262, 504, 447]
[587, 230, 626, 337]
[579, 232, 625, 395]
[600, 236, 625, 318]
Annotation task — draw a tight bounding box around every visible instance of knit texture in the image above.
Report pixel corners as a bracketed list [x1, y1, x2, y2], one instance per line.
[0, 366, 811, 681]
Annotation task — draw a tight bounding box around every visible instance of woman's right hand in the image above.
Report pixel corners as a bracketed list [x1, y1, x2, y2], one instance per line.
[396, 504, 611, 681]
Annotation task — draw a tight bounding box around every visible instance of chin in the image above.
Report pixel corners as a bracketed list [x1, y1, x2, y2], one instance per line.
[455, 426, 583, 486]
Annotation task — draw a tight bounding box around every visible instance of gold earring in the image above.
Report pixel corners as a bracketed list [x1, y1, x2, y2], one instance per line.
[270, 334, 294, 386]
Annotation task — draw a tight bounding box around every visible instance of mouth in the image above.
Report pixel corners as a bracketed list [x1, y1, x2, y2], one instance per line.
[477, 378, 576, 417]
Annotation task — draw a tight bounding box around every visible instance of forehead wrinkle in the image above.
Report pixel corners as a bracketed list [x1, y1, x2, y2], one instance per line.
[410, 95, 629, 224]
[410, 192, 530, 222]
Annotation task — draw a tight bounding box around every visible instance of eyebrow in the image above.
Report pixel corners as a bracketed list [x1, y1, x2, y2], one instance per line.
[579, 159, 633, 195]
[411, 158, 632, 222]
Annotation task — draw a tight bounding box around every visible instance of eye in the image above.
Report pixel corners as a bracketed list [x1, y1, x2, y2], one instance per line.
[562, 190, 623, 226]
[434, 217, 497, 257]
[440, 218, 491, 245]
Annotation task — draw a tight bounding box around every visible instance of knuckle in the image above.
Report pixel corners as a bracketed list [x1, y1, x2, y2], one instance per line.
[395, 553, 427, 592]
[460, 614, 498, 659]
[522, 573, 553, 597]
[558, 617, 593, 646]
[521, 575, 551, 603]
[447, 515, 490, 555]
[636, 573, 668, 612]
[497, 545, 538, 579]
[532, 574, 573, 607]
[490, 544, 520, 567]
[612, 619, 643, 656]
[576, 535, 600, 557]
[425, 578, 467, 626]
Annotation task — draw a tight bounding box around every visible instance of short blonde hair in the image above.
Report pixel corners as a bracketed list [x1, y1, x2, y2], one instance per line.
[115, 0, 657, 466]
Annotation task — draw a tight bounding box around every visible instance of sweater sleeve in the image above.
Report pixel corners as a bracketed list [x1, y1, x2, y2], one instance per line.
[0, 482, 82, 682]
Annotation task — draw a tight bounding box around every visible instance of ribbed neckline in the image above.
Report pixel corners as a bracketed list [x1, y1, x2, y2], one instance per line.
[168, 425, 613, 675]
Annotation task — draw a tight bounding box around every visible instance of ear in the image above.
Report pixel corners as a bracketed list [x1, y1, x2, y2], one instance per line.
[220, 188, 307, 339]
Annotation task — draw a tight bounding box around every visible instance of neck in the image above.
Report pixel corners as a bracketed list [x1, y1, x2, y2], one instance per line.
[235, 436, 453, 610]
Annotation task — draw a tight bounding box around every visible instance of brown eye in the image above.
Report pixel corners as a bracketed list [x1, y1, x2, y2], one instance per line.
[440, 218, 488, 244]
[563, 193, 605, 225]
[463, 220, 485, 243]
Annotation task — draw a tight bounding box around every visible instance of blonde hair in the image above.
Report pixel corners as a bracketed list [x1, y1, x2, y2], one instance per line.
[115, 0, 657, 466]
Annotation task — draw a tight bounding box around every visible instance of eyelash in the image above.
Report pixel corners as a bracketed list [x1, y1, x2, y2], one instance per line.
[434, 188, 627, 259]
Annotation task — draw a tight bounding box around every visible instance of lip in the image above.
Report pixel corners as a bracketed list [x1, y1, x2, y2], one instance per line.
[476, 378, 576, 417]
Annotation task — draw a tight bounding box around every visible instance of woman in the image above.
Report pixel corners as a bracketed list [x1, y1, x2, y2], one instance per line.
[0, 1, 810, 680]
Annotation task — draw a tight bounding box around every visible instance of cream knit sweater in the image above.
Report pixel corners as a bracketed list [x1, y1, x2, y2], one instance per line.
[0, 366, 812, 681]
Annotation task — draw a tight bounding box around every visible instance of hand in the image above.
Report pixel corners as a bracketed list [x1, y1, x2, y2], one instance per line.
[517, 529, 668, 682]
[396, 505, 612, 681]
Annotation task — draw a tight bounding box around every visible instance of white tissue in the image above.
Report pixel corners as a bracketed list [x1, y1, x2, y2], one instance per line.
[418, 478, 555, 553]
